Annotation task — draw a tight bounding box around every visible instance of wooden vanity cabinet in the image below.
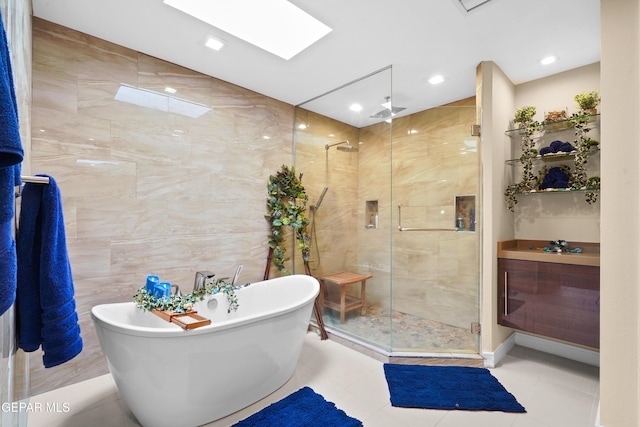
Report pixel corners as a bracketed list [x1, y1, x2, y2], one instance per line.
[498, 258, 600, 349]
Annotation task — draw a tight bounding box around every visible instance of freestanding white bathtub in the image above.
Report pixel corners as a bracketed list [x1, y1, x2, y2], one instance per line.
[91, 274, 319, 427]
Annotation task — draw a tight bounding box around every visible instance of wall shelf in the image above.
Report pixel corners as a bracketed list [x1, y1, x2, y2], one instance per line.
[504, 114, 599, 136]
[505, 147, 600, 165]
[504, 112, 600, 210]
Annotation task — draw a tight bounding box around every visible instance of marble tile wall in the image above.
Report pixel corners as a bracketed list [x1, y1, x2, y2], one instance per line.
[294, 109, 360, 279]
[30, 18, 295, 395]
[355, 121, 392, 309]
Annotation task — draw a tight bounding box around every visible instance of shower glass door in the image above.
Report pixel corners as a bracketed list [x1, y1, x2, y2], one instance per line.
[294, 66, 393, 350]
[294, 66, 480, 356]
[390, 99, 480, 355]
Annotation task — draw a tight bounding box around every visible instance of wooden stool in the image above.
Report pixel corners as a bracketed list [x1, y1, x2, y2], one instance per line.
[319, 272, 372, 323]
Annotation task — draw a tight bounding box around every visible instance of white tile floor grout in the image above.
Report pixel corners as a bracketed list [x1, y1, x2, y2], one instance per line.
[26, 332, 599, 427]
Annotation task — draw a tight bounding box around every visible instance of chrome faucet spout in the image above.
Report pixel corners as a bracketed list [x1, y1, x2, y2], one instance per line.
[194, 271, 215, 292]
[170, 284, 181, 297]
[231, 265, 243, 286]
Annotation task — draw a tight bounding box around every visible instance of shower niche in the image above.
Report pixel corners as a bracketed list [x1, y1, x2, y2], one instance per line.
[365, 200, 379, 229]
[454, 195, 476, 232]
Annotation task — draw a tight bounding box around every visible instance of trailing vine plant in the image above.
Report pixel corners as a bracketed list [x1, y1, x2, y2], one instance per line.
[505, 106, 542, 211]
[133, 277, 239, 314]
[570, 113, 600, 204]
[265, 165, 311, 274]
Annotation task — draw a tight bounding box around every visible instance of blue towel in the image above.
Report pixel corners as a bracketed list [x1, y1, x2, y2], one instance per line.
[0, 10, 23, 168]
[0, 10, 24, 316]
[17, 175, 82, 368]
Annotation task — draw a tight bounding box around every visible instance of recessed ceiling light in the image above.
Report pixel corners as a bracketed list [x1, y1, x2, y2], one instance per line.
[164, 87, 177, 94]
[428, 75, 445, 85]
[349, 103, 363, 112]
[163, 0, 332, 60]
[541, 55, 557, 65]
[298, 124, 307, 130]
[204, 35, 225, 51]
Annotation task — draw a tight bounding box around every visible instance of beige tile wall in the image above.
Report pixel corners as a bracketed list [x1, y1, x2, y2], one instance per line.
[294, 108, 360, 278]
[30, 18, 295, 395]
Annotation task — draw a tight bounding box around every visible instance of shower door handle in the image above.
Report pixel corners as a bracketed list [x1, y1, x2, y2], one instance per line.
[397, 205, 459, 232]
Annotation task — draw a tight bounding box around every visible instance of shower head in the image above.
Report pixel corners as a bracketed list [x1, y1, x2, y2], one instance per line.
[337, 144, 358, 152]
[325, 140, 349, 150]
[369, 96, 406, 120]
[325, 140, 358, 152]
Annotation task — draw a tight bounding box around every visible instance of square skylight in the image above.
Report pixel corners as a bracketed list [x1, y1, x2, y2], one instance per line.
[115, 85, 211, 118]
[163, 0, 332, 60]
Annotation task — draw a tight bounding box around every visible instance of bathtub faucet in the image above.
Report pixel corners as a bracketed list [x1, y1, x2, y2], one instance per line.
[170, 284, 181, 297]
[231, 265, 243, 286]
[194, 271, 215, 293]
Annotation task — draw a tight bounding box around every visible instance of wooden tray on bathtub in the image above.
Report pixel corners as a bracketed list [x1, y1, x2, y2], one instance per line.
[151, 309, 211, 330]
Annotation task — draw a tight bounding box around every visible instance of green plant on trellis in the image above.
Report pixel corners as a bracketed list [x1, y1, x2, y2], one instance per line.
[265, 165, 311, 274]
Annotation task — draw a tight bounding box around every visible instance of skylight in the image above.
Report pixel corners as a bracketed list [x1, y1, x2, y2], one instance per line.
[163, 0, 332, 60]
[115, 85, 211, 118]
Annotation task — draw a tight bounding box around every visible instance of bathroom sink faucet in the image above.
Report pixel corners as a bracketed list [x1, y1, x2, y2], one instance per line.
[194, 271, 215, 292]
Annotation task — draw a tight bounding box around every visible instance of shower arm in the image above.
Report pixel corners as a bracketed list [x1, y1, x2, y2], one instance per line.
[325, 140, 350, 150]
[397, 205, 459, 232]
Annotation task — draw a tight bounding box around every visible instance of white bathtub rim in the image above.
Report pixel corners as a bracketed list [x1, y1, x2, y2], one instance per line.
[91, 275, 319, 338]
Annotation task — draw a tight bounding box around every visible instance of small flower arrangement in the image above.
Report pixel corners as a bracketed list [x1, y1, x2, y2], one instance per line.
[133, 277, 240, 314]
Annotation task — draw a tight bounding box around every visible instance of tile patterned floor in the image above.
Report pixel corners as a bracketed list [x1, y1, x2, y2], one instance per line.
[27, 332, 599, 427]
[321, 305, 478, 353]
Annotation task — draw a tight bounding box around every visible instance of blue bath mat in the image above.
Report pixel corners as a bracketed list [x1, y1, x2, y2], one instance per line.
[383, 364, 526, 413]
[233, 386, 362, 427]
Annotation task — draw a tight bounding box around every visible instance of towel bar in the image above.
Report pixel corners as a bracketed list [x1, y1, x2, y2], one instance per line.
[21, 175, 50, 185]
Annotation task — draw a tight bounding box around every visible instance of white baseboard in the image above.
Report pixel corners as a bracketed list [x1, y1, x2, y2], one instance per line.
[514, 332, 600, 367]
[482, 333, 516, 368]
[484, 332, 599, 367]
[595, 400, 602, 427]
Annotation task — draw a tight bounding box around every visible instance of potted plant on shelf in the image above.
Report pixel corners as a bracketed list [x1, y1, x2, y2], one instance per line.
[513, 105, 537, 126]
[574, 90, 600, 115]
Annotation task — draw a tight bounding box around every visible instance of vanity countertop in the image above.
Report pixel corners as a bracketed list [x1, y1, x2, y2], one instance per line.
[498, 239, 600, 267]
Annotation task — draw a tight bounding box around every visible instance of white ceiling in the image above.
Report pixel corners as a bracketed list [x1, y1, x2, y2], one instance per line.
[32, 0, 600, 127]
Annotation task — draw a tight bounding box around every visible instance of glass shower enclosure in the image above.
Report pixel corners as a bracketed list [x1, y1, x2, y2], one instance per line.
[294, 66, 480, 356]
